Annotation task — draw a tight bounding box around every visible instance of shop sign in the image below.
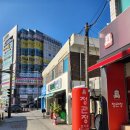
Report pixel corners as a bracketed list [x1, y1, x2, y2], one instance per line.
[20, 98, 27, 101]
[3, 39, 13, 54]
[16, 78, 43, 85]
[19, 73, 41, 78]
[80, 90, 90, 129]
[106, 63, 127, 130]
[19, 87, 26, 94]
[20, 95, 28, 99]
[48, 78, 62, 92]
[33, 88, 38, 94]
[112, 89, 123, 108]
[104, 33, 113, 49]
[26, 87, 33, 94]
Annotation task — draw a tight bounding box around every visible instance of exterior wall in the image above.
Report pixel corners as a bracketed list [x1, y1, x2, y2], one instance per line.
[43, 37, 61, 69]
[70, 34, 99, 48]
[70, 52, 100, 81]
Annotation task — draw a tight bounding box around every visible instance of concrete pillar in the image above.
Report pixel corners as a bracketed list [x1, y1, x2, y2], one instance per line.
[66, 90, 72, 124]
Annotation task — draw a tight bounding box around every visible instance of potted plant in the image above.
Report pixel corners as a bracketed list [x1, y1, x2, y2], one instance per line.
[52, 103, 62, 125]
[50, 103, 54, 119]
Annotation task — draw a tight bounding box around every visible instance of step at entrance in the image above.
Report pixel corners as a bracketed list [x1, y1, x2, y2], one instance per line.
[121, 125, 130, 130]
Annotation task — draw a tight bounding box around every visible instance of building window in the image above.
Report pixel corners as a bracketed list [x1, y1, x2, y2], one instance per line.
[58, 60, 63, 76]
[28, 65, 34, 71]
[52, 69, 55, 80]
[116, 0, 122, 16]
[63, 57, 68, 72]
[35, 49, 43, 57]
[21, 48, 28, 55]
[118, 0, 130, 14]
[21, 64, 28, 72]
[28, 49, 34, 56]
[34, 65, 42, 71]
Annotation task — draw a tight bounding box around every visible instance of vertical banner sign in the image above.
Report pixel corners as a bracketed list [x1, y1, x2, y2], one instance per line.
[106, 63, 127, 130]
[72, 86, 90, 130]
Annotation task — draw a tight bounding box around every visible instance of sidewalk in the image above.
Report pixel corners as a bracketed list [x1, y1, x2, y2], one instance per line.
[0, 109, 72, 130]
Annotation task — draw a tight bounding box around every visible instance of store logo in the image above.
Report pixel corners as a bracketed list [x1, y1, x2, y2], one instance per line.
[113, 89, 120, 99]
[82, 89, 86, 95]
[104, 33, 113, 49]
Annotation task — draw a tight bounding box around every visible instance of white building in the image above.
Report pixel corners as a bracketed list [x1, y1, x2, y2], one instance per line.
[42, 34, 99, 124]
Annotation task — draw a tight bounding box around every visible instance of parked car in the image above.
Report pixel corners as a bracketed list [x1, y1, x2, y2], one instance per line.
[4, 104, 23, 113]
[24, 102, 36, 108]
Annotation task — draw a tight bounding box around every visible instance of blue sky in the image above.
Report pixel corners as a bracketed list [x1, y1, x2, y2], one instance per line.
[0, 0, 110, 56]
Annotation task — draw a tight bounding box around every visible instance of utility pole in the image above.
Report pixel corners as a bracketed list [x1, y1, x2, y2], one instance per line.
[8, 64, 13, 118]
[85, 23, 96, 130]
[37, 71, 39, 110]
[85, 23, 90, 88]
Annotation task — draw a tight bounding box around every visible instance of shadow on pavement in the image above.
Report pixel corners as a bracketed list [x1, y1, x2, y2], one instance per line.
[0, 115, 27, 130]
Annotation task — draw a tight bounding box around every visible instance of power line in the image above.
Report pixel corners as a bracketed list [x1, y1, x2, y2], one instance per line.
[78, 27, 85, 35]
[90, 0, 106, 24]
[77, 0, 109, 36]
[90, 26, 100, 35]
[90, 0, 109, 27]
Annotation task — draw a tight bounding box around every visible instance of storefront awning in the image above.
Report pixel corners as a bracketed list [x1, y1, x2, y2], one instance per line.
[39, 95, 44, 98]
[45, 93, 54, 98]
[88, 48, 130, 72]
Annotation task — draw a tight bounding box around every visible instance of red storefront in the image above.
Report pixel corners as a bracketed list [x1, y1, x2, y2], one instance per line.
[88, 7, 130, 130]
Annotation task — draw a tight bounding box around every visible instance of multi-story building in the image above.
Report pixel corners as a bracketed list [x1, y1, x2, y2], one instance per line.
[0, 57, 2, 97]
[2, 25, 62, 105]
[110, 0, 130, 21]
[42, 34, 99, 124]
[88, 1, 130, 130]
[0, 57, 2, 107]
